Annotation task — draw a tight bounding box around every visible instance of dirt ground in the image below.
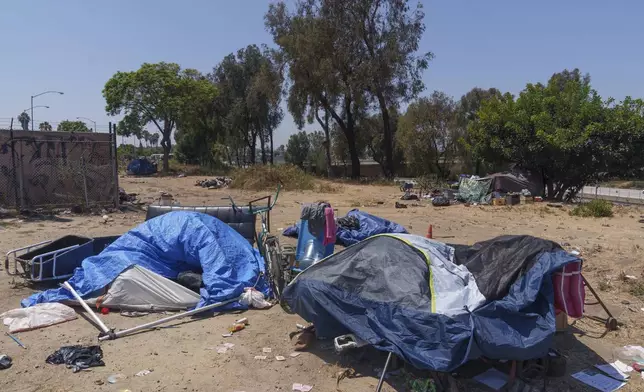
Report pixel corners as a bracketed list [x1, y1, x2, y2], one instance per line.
[2, 175, 644, 391]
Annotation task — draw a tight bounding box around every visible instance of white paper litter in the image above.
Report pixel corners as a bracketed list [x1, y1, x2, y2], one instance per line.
[1, 303, 77, 333]
[275, 356, 286, 361]
[262, 347, 272, 353]
[135, 369, 152, 377]
[572, 369, 626, 392]
[595, 361, 632, 381]
[254, 355, 267, 360]
[292, 383, 313, 392]
[473, 368, 508, 391]
[289, 352, 301, 357]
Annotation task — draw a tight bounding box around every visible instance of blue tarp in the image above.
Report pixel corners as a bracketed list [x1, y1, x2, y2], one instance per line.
[23, 212, 269, 309]
[126, 158, 157, 176]
[283, 235, 578, 371]
[282, 209, 407, 247]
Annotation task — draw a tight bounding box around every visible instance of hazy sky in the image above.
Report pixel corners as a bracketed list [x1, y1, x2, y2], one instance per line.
[1, 0, 643, 144]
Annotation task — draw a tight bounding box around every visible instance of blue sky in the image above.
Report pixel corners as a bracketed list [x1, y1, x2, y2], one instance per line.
[1, 0, 643, 144]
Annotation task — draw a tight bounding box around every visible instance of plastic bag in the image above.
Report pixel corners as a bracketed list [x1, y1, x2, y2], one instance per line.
[1, 303, 77, 333]
[46, 345, 104, 373]
[239, 287, 272, 309]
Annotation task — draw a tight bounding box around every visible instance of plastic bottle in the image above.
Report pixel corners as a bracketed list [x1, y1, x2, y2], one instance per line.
[298, 239, 325, 270]
[229, 323, 246, 333]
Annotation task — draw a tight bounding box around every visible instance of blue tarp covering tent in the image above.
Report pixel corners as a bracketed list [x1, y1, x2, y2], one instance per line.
[283, 234, 578, 371]
[282, 209, 407, 247]
[126, 158, 157, 176]
[23, 212, 269, 309]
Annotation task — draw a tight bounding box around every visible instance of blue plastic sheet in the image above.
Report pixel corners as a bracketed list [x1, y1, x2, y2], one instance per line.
[23, 212, 269, 309]
[126, 158, 157, 176]
[282, 209, 407, 247]
[336, 209, 407, 246]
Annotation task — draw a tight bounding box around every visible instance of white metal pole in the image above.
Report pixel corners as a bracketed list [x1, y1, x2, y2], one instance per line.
[98, 294, 243, 341]
[63, 281, 111, 334]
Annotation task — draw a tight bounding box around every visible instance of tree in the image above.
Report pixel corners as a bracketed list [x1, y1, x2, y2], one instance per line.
[57, 120, 91, 133]
[150, 133, 160, 147]
[456, 88, 502, 174]
[308, 130, 327, 174]
[267, 1, 368, 178]
[285, 131, 310, 168]
[38, 121, 52, 132]
[17, 112, 30, 131]
[468, 69, 607, 200]
[142, 130, 152, 147]
[397, 91, 460, 178]
[103, 62, 217, 172]
[269, 0, 431, 178]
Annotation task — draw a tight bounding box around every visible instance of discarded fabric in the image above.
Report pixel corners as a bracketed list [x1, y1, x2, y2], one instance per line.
[46, 345, 105, 373]
[1, 303, 77, 333]
[195, 177, 232, 189]
[292, 383, 313, 392]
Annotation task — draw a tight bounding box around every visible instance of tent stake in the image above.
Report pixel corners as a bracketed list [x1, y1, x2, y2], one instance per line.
[62, 281, 111, 335]
[375, 351, 393, 392]
[98, 294, 244, 342]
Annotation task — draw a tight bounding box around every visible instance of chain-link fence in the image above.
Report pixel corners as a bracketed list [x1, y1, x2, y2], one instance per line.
[0, 130, 118, 210]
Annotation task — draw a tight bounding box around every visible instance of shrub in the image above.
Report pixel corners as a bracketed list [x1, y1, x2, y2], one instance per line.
[570, 199, 613, 218]
[230, 164, 314, 191]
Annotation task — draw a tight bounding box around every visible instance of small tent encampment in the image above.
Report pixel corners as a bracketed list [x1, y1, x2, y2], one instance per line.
[283, 234, 579, 371]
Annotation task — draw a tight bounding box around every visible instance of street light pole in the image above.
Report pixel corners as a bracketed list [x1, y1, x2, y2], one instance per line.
[30, 90, 64, 131]
[76, 117, 96, 132]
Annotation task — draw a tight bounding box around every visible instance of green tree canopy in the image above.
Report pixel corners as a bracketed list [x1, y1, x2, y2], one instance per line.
[397, 91, 460, 178]
[103, 62, 217, 172]
[468, 69, 610, 200]
[57, 120, 91, 133]
[38, 121, 52, 132]
[285, 131, 310, 168]
[17, 112, 30, 131]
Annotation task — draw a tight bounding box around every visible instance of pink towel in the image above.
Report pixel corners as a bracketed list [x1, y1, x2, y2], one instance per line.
[323, 207, 336, 246]
[552, 261, 585, 319]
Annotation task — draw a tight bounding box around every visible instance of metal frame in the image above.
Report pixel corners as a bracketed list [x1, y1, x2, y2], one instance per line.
[5, 241, 80, 281]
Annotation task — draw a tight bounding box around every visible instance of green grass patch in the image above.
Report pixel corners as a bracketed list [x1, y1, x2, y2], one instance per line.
[570, 199, 613, 218]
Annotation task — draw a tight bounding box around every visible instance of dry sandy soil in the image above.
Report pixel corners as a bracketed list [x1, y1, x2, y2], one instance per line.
[1, 175, 644, 391]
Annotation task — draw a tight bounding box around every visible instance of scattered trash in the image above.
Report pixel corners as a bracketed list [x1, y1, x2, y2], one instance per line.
[254, 355, 267, 360]
[177, 173, 186, 178]
[195, 177, 232, 189]
[473, 368, 508, 391]
[107, 373, 127, 384]
[263, 347, 272, 353]
[210, 343, 235, 354]
[135, 369, 153, 377]
[46, 345, 105, 373]
[5, 332, 27, 349]
[94, 379, 104, 385]
[235, 317, 249, 325]
[336, 368, 356, 391]
[572, 369, 626, 392]
[613, 345, 644, 365]
[222, 333, 233, 338]
[2, 303, 78, 333]
[292, 383, 313, 392]
[625, 275, 637, 281]
[431, 196, 450, 207]
[120, 311, 149, 318]
[547, 203, 563, 208]
[275, 356, 286, 361]
[240, 287, 272, 309]
[291, 325, 316, 351]
[0, 355, 12, 370]
[296, 323, 306, 330]
[395, 202, 407, 209]
[229, 323, 246, 333]
[595, 361, 631, 381]
[289, 352, 301, 358]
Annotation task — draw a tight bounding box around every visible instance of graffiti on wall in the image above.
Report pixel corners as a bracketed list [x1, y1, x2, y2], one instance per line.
[0, 130, 117, 208]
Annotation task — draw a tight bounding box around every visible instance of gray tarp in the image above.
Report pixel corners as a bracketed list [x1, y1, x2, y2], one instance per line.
[81, 265, 200, 311]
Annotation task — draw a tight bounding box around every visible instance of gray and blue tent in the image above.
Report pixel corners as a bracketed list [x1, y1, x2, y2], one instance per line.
[283, 234, 578, 372]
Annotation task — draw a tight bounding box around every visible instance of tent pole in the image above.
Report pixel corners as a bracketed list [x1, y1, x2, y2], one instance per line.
[98, 294, 243, 342]
[63, 282, 111, 334]
[375, 351, 393, 392]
